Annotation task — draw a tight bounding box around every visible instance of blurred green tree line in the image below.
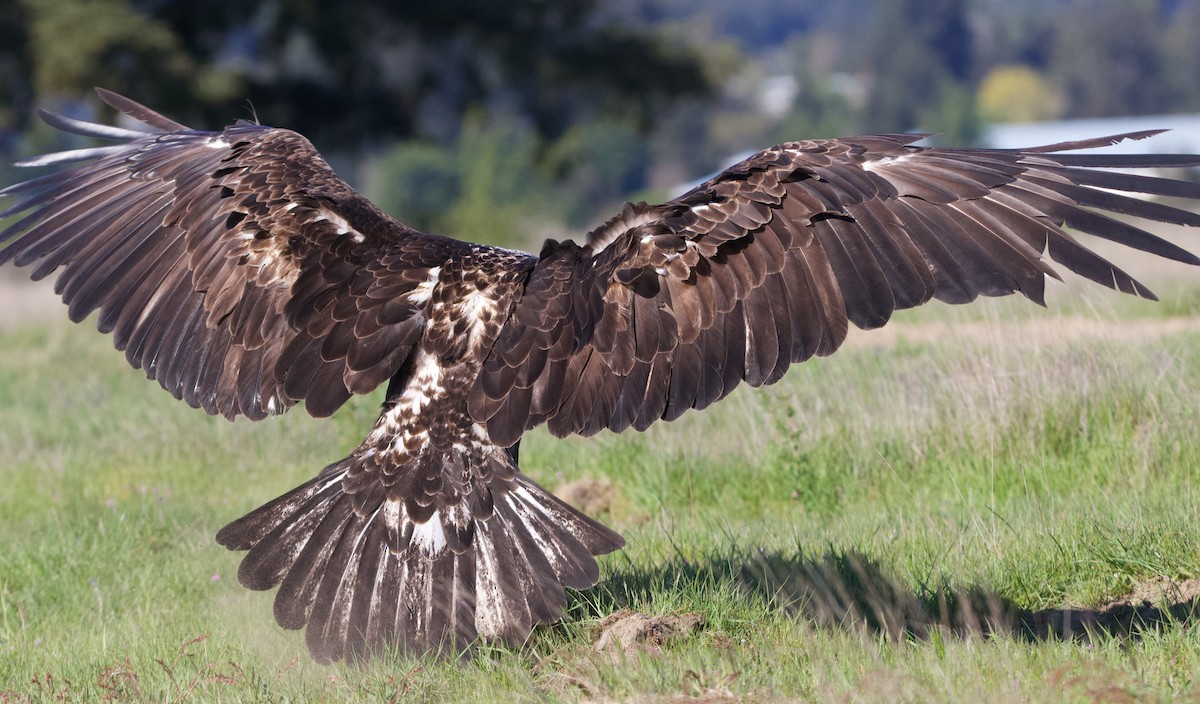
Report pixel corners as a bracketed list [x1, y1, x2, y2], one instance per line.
[1, 0, 1198, 247]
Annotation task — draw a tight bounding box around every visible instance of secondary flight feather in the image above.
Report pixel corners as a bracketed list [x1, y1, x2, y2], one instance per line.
[2, 89, 1199, 662]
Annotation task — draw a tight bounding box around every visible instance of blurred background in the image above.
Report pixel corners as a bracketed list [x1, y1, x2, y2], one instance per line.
[1, 0, 1199, 250]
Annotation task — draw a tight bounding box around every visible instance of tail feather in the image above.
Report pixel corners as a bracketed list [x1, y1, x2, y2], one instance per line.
[364, 544, 404, 652]
[344, 519, 389, 663]
[215, 448, 624, 662]
[503, 481, 607, 588]
[473, 515, 534, 643]
[216, 470, 343, 551]
[272, 496, 353, 630]
[231, 480, 345, 590]
[307, 506, 376, 661]
[495, 512, 570, 623]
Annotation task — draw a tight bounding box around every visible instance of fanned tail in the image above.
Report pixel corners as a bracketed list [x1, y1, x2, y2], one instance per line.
[214, 448, 623, 663]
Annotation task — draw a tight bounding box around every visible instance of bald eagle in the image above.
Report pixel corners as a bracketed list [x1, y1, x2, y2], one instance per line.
[3, 90, 1199, 663]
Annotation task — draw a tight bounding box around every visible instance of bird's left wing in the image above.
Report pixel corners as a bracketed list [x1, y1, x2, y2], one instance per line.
[1, 90, 458, 420]
[471, 133, 1200, 446]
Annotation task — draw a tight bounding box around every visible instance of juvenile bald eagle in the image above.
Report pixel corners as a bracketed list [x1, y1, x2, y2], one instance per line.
[3, 90, 1199, 663]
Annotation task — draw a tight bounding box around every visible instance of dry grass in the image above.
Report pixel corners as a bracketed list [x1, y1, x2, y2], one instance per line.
[0, 273, 59, 331]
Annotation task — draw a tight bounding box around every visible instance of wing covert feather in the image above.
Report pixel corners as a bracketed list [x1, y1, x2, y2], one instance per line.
[472, 133, 1200, 446]
[0, 92, 461, 420]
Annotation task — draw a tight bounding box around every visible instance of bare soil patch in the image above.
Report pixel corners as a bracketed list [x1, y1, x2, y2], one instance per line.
[593, 610, 705, 656]
[1020, 577, 1200, 641]
[1116, 576, 1200, 606]
[555, 477, 617, 516]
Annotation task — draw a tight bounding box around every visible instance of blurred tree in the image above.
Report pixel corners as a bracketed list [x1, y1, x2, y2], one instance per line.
[977, 65, 1063, 123]
[366, 141, 460, 232]
[443, 112, 550, 248]
[859, 0, 976, 134]
[610, 0, 875, 59]
[7, 0, 1198, 239]
[3, 0, 712, 151]
[1163, 2, 1200, 113]
[920, 81, 981, 146]
[541, 121, 649, 226]
[644, 96, 715, 191]
[770, 76, 857, 142]
[0, 1, 30, 157]
[24, 0, 185, 92]
[10, 0, 244, 117]
[364, 110, 554, 246]
[1050, 0, 1170, 118]
[969, 0, 1059, 73]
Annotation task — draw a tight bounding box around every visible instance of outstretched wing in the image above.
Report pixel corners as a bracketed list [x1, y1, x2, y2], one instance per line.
[472, 132, 1200, 446]
[0, 89, 461, 420]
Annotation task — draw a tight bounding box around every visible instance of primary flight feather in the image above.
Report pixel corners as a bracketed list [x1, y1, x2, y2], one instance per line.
[2, 89, 1199, 663]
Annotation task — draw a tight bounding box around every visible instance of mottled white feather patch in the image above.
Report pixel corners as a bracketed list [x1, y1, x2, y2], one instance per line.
[364, 348, 445, 456]
[412, 511, 447, 556]
[456, 288, 502, 347]
[407, 267, 442, 305]
[457, 288, 493, 319]
[861, 153, 914, 172]
[506, 491, 558, 564]
[473, 528, 506, 637]
[314, 206, 365, 242]
[383, 500, 403, 542]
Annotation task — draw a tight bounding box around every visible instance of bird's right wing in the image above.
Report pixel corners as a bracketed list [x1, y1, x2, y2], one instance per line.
[471, 133, 1200, 446]
[1, 90, 461, 420]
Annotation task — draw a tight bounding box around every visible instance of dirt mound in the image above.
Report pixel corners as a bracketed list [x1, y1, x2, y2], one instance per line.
[1021, 577, 1200, 640]
[555, 478, 617, 515]
[1115, 576, 1200, 607]
[593, 610, 705, 656]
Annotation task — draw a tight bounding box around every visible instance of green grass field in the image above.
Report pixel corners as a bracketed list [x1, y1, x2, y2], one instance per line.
[1, 239, 1199, 702]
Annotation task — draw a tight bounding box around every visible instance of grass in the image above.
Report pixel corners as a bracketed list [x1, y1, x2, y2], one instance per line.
[1, 255, 1199, 702]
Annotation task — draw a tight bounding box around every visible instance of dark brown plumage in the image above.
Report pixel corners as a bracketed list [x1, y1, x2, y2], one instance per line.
[3, 90, 1199, 663]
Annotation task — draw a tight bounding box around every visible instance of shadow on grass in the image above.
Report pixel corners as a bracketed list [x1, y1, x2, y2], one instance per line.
[576, 548, 1200, 645]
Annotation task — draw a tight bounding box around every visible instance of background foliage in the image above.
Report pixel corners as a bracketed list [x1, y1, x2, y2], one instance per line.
[3, 0, 1200, 246]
